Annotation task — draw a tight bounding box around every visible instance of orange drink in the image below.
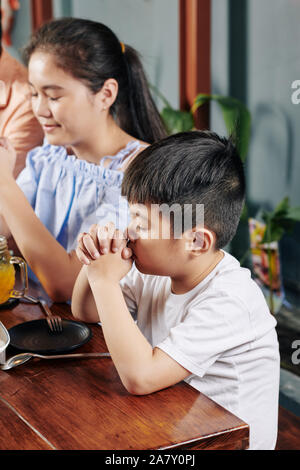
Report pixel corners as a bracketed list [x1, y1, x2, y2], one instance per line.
[0, 263, 15, 304]
[0, 236, 28, 305]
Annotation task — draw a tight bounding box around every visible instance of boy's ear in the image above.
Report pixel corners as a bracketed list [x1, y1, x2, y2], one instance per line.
[184, 227, 215, 254]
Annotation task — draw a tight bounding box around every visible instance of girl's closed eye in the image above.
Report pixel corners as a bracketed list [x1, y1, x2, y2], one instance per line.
[29, 90, 61, 101]
[48, 96, 61, 102]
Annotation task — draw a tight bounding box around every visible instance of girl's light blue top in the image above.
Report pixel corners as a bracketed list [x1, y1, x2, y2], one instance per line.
[16, 139, 146, 254]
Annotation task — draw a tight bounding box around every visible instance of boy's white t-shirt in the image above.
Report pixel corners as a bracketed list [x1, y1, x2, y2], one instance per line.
[120, 250, 280, 450]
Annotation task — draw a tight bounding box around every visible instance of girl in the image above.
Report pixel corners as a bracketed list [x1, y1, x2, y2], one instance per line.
[0, 18, 166, 302]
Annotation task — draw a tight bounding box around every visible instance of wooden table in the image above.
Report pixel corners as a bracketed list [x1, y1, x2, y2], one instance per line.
[0, 285, 249, 451]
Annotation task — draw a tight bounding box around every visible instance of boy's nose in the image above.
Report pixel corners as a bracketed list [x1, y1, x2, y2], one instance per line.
[126, 223, 140, 242]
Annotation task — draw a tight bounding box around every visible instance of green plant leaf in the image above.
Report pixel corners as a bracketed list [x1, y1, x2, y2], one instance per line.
[261, 225, 285, 244]
[286, 206, 300, 221]
[272, 196, 290, 217]
[192, 94, 251, 162]
[261, 197, 300, 243]
[161, 107, 194, 134]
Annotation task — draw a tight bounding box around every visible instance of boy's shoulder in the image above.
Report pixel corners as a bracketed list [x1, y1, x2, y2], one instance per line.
[124, 251, 256, 300]
[124, 251, 271, 318]
[124, 251, 257, 295]
[122, 254, 276, 341]
[209, 250, 253, 291]
[199, 250, 269, 311]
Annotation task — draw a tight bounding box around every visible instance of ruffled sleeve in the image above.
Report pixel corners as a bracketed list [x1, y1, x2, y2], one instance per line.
[16, 140, 132, 254]
[16, 140, 81, 249]
[16, 140, 48, 207]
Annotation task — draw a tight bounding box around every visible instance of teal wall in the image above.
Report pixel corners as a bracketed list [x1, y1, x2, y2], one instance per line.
[211, 0, 300, 295]
[5, 0, 32, 62]
[5, 0, 179, 109]
[53, 0, 179, 109]
[212, 0, 300, 207]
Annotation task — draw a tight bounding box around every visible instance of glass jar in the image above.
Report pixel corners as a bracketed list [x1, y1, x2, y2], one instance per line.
[0, 236, 28, 304]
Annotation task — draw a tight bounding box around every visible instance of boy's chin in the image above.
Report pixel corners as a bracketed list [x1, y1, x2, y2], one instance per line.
[134, 260, 168, 277]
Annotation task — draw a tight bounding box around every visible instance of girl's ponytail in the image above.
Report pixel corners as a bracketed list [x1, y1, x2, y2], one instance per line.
[23, 18, 167, 144]
[119, 45, 167, 143]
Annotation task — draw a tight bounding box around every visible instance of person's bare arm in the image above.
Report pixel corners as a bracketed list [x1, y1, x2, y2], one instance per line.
[72, 265, 99, 322]
[72, 225, 190, 395]
[89, 276, 190, 395]
[0, 139, 82, 301]
[0, 138, 14, 240]
[0, 214, 11, 239]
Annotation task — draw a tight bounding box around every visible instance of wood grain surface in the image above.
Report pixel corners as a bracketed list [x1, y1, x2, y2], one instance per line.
[0, 285, 249, 450]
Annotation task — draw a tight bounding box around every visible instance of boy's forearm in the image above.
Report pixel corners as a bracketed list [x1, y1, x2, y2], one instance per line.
[71, 266, 100, 322]
[0, 178, 79, 301]
[89, 278, 154, 393]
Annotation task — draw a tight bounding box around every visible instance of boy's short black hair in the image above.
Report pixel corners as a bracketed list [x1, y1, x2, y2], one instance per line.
[121, 130, 246, 249]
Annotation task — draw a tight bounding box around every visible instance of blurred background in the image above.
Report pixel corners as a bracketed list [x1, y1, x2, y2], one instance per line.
[3, 0, 300, 418]
[7, 0, 300, 294]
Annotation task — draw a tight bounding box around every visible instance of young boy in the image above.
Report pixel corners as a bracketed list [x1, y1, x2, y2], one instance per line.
[71, 131, 280, 450]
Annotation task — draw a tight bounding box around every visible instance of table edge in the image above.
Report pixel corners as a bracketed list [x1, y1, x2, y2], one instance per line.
[157, 423, 249, 450]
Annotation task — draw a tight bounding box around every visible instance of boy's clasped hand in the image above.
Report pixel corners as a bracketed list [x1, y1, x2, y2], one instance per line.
[76, 222, 133, 283]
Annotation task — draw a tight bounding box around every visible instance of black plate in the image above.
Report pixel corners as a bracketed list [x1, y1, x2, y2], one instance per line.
[8, 319, 92, 354]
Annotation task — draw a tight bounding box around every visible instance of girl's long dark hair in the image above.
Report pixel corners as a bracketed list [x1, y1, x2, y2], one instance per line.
[23, 18, 167, 144]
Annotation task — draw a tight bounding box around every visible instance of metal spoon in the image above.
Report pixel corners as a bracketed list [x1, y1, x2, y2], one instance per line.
[1, 352, 111, 371]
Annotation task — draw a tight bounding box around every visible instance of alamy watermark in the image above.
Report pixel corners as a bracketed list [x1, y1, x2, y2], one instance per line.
[96, 200, 204, 238]
[95, 199, 205, 248]
[291, 80, 300, 104]
[291, 339, 300, 365]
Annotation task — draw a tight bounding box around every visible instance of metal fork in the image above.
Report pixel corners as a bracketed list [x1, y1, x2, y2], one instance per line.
[38, 298, 63, 333]
[23, 295, 63, 333]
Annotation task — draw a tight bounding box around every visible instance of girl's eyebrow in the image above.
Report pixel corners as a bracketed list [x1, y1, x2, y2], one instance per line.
[28, 81, 64, 91]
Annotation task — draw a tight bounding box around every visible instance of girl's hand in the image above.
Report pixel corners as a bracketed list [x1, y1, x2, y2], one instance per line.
[0, 138, 17, 180]
[76, 222, 133, 283]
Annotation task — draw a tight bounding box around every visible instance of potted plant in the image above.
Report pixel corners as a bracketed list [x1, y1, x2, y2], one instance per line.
[151, 86, 251, 163]
[259, 197, 300, 313]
